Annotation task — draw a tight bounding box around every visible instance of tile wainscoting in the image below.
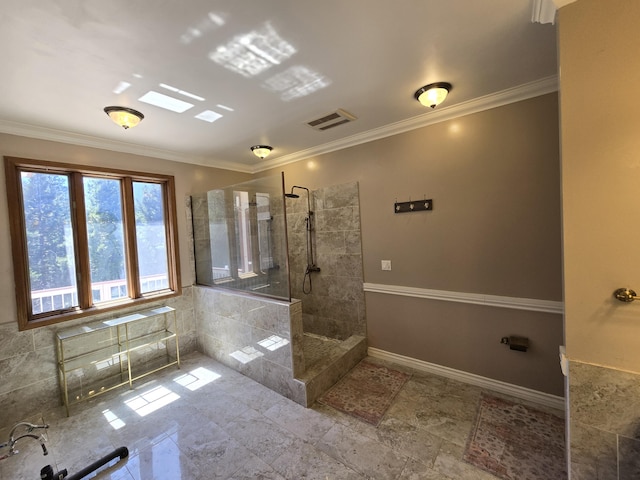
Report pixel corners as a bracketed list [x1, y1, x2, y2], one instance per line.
[0, 288, 198, 429]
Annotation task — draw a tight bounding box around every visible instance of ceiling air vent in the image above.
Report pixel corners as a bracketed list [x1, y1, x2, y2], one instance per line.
[306, 109, 356, 131]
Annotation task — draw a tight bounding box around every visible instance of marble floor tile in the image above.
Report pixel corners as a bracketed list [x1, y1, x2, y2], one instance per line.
[270, 441, 366, 480]
[125, 435, 203, 480]
[398, 457, 454, 480]
[263, 400, 336, 444]
[224, 408, 298, 463]
[0, 351, 559, 480]
[228, 455, 286, 480]
[316, 422, 409, 479]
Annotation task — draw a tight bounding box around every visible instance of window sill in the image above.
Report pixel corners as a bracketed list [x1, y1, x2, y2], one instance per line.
[21, 288, 182, 331]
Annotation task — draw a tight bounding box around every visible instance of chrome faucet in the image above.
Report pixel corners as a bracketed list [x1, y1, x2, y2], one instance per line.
[0, 422, 49, 460]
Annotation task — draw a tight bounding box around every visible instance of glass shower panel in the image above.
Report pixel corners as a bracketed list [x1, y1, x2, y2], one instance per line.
[192, 173, 290, 301]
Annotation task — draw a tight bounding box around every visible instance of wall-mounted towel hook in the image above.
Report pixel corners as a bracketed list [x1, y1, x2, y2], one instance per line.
[614, 288, 640, 302]
[394, 197, 433, 213]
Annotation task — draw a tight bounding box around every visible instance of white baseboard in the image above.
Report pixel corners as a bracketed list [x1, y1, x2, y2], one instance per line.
[368, 347, 565, 411]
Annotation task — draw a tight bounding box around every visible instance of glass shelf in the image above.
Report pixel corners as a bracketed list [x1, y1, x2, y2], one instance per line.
[56, 306, 180, 416]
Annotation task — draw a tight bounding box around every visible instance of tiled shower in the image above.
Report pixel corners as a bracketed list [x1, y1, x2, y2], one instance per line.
[189, 178, 367, 406]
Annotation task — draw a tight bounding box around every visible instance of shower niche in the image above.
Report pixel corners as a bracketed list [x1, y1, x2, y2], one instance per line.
[190, 174, 366, 406]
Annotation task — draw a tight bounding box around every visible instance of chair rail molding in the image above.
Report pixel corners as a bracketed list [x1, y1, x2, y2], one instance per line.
[363, 283, 563, 314]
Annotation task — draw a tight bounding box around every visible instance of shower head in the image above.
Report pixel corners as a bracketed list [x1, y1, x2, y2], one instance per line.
[286, 185, 309, 199]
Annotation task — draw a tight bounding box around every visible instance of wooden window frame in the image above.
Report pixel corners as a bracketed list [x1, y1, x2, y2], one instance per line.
[5, 156, 181, 330]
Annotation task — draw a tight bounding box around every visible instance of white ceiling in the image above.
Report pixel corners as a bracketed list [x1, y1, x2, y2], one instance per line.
[0, 1, 558, 173]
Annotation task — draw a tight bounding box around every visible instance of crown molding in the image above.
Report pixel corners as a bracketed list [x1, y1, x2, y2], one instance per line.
[0, 75, 557, 175]
[253, 75, 558, 173]
[0, 119, 254, 174]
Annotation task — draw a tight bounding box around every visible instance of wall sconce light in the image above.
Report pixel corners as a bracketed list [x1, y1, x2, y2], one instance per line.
[414, 82, 452, 109]
[104, 106, 144, 129]
[251, 145, 273, 159]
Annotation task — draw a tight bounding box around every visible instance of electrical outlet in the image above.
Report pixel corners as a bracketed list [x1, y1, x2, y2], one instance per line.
[381, 260, 392, 271]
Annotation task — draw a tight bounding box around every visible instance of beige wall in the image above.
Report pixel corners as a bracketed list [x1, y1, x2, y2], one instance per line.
[559, 0, 640, 371]
[264, 93, 564, 395]
[265, 94, 562, 299]
[0, 93, 565, 398]
[0, 133, 251, 326]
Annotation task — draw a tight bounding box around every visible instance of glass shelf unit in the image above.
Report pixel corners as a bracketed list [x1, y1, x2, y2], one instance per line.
[56, 306, 180, 416]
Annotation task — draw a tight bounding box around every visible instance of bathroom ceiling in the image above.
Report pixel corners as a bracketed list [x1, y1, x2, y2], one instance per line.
[0, 1, 557, 173]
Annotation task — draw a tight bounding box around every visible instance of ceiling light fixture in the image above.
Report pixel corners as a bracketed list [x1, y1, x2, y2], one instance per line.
[104, 106, 144, 129]
[251, 145, 273, 159]
[414, 82, 452, 109]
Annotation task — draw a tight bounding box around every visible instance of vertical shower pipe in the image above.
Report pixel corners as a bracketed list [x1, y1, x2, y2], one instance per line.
[285, 186, 320, 293]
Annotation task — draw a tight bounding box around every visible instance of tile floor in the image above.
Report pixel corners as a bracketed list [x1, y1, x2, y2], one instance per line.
[0, 352, 565, 480]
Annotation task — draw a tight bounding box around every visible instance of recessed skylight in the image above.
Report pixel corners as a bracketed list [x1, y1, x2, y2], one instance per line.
[195, 110, 223, 123]
[138, 91, 194, 113]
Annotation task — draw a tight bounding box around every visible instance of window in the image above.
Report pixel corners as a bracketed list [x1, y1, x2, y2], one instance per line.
[5, 157, 181, 330]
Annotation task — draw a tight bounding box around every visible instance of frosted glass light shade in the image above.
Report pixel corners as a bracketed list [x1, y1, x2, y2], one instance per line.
[104, 106, 144, 129]
[414, 82, 452, 109]
[251, 145, 273, 159]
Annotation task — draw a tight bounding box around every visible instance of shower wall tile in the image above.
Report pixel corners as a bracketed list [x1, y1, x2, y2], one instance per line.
[230, 347, 265, 382]
[345, 231, 363, 254]
[315, 231, 347, 254]
[214, 292, 246, 321]
[285, 195, 311, 215]
[247, 303, 290, 337]
[262, 359, 307, 405]
[568, 360, 640, 479]
[319, 181, 359, 209]
[287, 211, 309, 231]
[252, 326, 292, 369]
[288, 181, 365, 344]
[317, 297, 361, 323]
[316, 206, 360, 232]
[193, 286, 308, 406]
[309, 315, 352, 341]
[324, 277, 366, 302]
